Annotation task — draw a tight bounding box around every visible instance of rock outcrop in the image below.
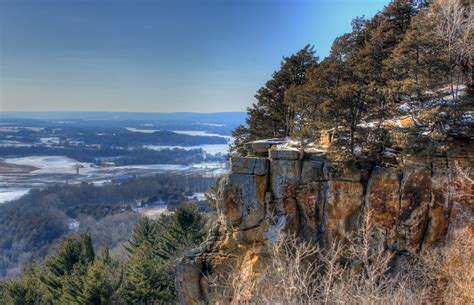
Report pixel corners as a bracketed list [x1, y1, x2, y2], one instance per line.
[176, 138, 473, 304]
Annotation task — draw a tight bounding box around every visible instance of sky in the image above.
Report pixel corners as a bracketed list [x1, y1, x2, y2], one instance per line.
[0, 0, 389, 113]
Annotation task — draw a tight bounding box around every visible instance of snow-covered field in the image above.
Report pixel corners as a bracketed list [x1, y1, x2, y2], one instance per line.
[0, 140, 33, 147]
[0, 189, 30, 203]
[0, 155, 228, 204]
[126, 127, 232, 155]
[171, 130, 232, 140]
[125, 127, 159, 133]
[127, 127, 232, 140]
[4, 156, 94, 174]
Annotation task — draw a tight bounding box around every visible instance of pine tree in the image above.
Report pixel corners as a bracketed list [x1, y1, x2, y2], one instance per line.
[122, 204, 206, 304]
[232, 45, 318, 150]
[79, 260, 114, 304]
[388, 6, 447, 103]
[360, 0, 419, 118]
[125, 217, 157, 255]
[41, 234, 95, 301]
[122, 243, 175, 304]
[0, 264, 47, 305]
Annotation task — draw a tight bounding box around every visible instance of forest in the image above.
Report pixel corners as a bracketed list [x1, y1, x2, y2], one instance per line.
[232, 0, 472, 158]
[0, 146, 222, 166]
[0, 174, 216, 278]
[0, 205, 209, 304]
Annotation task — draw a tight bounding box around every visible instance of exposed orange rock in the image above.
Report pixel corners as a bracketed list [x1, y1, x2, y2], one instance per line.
[366, 167, 401, 248]
[324, 180, 364, 244]
[398, 168, 432, 253]
[176, 139, 473, 304]
[399, 115, 417, 128]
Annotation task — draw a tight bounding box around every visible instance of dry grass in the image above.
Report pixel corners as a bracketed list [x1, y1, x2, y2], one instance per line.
[206, 210, 473, 304]
[414, 227, 474, 304]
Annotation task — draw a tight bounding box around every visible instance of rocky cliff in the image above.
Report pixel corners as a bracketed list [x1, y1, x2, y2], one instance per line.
[176, 138, 473, 304]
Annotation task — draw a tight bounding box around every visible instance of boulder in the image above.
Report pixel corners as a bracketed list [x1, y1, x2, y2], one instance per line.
[246, 139, 284, 156]
[319, 130, 333, 146]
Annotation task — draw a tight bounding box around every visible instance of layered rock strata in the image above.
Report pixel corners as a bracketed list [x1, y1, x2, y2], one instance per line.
[176, 139, 473, 304]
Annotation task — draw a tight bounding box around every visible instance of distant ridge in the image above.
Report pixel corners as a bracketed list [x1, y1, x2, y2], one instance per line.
[0, 111, 247, 125]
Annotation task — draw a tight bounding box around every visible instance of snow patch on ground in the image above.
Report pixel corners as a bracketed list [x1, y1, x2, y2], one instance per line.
[40, 137, 60, 145]
[201, 123, 226, 127]
[126, 127, 159, 133]
[68, 219, 80, 232]
[0, 140, 33, 147]
[171, 130, 232, 140]
[188, 192, 207, 201]
[5, 156, 93, 174]
[0, 188, 30, 204]
[463, 111, 474, 123]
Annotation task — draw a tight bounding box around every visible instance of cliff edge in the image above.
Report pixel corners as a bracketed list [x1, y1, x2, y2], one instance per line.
[176, 137, 473, 304]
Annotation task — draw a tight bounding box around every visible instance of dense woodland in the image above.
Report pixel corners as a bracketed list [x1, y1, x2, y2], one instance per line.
[233, 0, 472, 157]
[0, 174, 215, 278]
[0, 127, 227, 147]
[0, 205, 207, 304]
[0, 146, 222, 166]
[1, 0, 472, 303]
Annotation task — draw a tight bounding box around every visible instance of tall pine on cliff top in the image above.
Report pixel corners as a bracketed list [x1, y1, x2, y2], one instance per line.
[232, 45, 317, 151]
[388, 6, 447, 103]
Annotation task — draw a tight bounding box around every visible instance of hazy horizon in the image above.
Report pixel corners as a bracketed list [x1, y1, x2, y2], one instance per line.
[1, 0, 389, 113]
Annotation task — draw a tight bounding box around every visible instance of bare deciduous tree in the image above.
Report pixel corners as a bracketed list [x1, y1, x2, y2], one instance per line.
[436, 0, 473, 94]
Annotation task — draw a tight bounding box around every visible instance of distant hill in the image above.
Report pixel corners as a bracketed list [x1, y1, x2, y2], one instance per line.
[0, 111, 247, 126]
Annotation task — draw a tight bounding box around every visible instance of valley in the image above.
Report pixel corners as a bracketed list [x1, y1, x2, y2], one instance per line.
[0, 112, 240, 204]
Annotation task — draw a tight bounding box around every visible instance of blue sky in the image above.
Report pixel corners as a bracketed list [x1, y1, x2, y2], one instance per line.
[0, 0, 389, 112]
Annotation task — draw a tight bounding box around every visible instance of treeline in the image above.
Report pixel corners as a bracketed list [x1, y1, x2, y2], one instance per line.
[233, 0, 472, 157]
[69, 129, 226, 147]
[0, 146, 223, 165]
[0, 174, 216, 277]
[0, 126, 227, 147]
[0, 205, 208, 304]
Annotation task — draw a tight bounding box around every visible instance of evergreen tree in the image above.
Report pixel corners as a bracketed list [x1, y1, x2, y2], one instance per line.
[232, 45, 318, 150]
[125, 217, 157, 255]
[78, 259, 115, 304]
[0, 264, 46, 305]
[122, 204, 206, 304]
[388, 6, 447, 103]
[41, 234, 95, 302]
[122, 243, 175, 304]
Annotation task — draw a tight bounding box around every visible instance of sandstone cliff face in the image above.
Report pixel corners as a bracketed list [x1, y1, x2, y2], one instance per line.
[176, 139, 473, 304]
